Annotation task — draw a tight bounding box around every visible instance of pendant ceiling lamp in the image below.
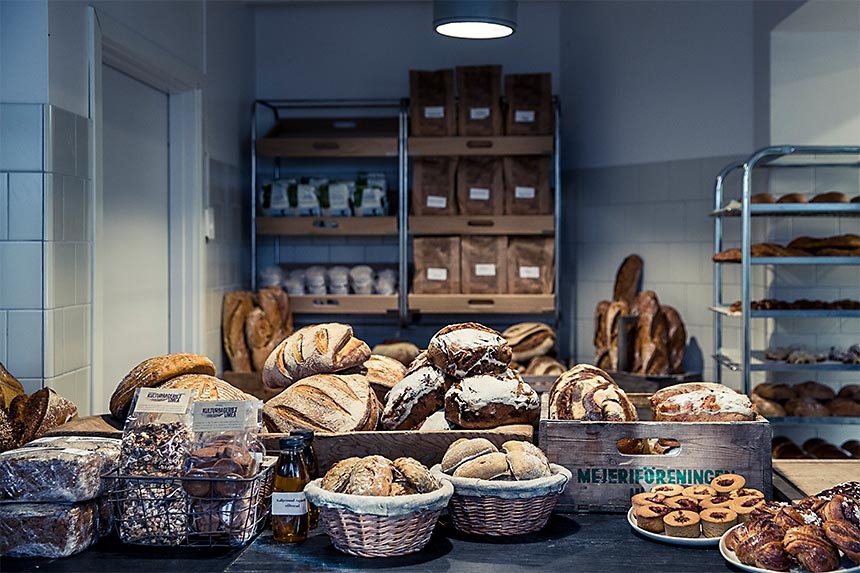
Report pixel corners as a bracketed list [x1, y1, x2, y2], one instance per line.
[433, 0, 517, 39]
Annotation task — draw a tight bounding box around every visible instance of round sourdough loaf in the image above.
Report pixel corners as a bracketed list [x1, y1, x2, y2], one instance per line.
[362, 354, 407, 404]
[426, 322, 512, 378]
[371, 340, 421, 367]
[502, 322, 556, 363]
[262, 373, 376, 433]
[444, 371, 540, 429]
[649, 382, 756, 421]
[262, 323, 371, 389]
[380, 365, 448, 430]
[440, 438, 498, 474]
[159, 374, 255, 401]
[109, 353, 217, 421]
[547, 363, 638, 421]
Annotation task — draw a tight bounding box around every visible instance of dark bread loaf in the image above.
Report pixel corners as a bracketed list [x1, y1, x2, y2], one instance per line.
[837, 384, 860, 401]
[380, 365, 448, 430]
[9, 388, 77, 446]
[426, 322, 512, 378]
[502, 322, 556, 362]
[0, 501, 98, 557]
[788, 234, 860, 252]
[811, 191, 849, 203]
[262, 373, 376, 433]
[662, 305, 686, 374]
[361, 354, 407, 404]
[793, 381, 835, 401]
[784, 397, 830, 417]
[444, 371, 540, 429]
[613, 254, 643, 310]
[750, 193, 776, 204]
[594, 300, 610, 368]
[0, 445, 113, 502]
[222, 291, 255, 372]
[547, 364, 638, 421]
[634, 290, 669, 376]
[109, 353, 216, 421]
[262, 323, 371, 389]
[777, 192, 808, 203]
[754, 383, 797, 402]
[606, 300, 633, 371]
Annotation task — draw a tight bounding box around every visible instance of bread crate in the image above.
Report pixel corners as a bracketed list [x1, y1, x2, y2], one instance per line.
[263, 424, 534, 473]
[538, 394, 772, 513]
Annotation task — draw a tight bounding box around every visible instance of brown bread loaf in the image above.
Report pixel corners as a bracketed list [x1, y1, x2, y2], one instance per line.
[0, 362, 25, 410]
[262, 373, 376, 433]
[634, 291, 670, 375]
[811, 191, 849, 203]
[613, 254, 643, 310]
[649, 382, 756, 422]
[547, 364, 637, 421]
[777, 192, 809, 203]
[593, 300, 611, 369]
[523, 355, 566, 377]
[380, 365, 448, 431]
[9, 388, 78, 446]
[443, 371, 540, 429]
[502, 322, 556, 362]
[427, 322, 512, 378]
[788, 233, 860, 252]
[750, 193, 776, 204]
[256, 285, 293, 339]
[158, 374, 255, 401]
[261, 323, 371, 389]
[606, 300, 632, 371]
[108, 353, 216, 421]
[244, 308, 277, 372]
[662, 305, 686, 374]
[222, 291, 255, 372]
[361, 354, 407, 404]
[370, 340, 421, 366]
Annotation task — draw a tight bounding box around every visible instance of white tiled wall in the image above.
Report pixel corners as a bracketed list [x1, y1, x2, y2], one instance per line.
[0, 102, 93, 413]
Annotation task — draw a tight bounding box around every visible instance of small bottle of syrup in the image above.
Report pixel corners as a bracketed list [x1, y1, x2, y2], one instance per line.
[271, 435, 309, 543]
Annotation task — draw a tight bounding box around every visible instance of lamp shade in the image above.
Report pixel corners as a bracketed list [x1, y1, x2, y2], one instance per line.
[433, 0, 517, 39]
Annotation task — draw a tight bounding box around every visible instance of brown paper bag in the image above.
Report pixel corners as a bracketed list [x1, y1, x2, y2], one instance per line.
[507, 237, 554, 294]
[412, 157, 458, 215]
[413, 237, 461, 294]
[456, 157, 504, 216]
[503, 156, 552, 215]
[410, 69, 457, 136]
[504, 73, 552, 135]
[461, 236, 507, 294]
[456, 65, 503, 136]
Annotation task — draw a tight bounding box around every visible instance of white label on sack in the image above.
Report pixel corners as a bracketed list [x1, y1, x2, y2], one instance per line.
[470, 107, 491, 120]
[469, 187, 490, 201]
[270, 181, 290, 209]
[297, 184, 318, 209]
[515, 110, 536, 123]
[475, 264, 496, 277]
[515, 186, 536, 199]
[424, 106, 445, 119]
[426, 195, 447, 209]
[271, 492, 308, 516]
[192, 400, 256, 432]
[427, 267, 448, 281]
[133, 388, 194, 414]
[519, 266, 541, 279]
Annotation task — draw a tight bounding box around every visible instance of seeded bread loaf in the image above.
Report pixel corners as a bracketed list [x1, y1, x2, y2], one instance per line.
[0, 501, 98, 558]
[0, 446, 113, 502]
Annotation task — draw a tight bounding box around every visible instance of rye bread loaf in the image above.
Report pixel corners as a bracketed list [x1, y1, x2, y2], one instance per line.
[634, 290, 670, 376]
[245, 308, 278, 372]
[662, 305, 687, 374]
[262, 373, 376, 433]
[158, 373, 256, 402]
[613, 254, 643, 310]
[380, 365, 448, 431]
[523, 355, 566, 377]
[547, 364, 638, 421]
[222, 291, 255, 372]
[606, 300, 633, 371]
[443, 370, 540, 429]
[0, 362, 25, 410]
[594, 300, 611, 369]
[262, 323, 371, 389]
[0, 500, 98, 558]
[426, 322, 512, 378]
[649, 382, 756, 422]
[109, 353, 216, 421]
[502, 322, 556, 362]
[0, 446, 112, 502]
[9, 388, 78, 446]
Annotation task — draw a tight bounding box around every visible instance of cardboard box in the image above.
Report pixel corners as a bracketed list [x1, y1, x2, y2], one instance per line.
[538, 394, 772, 512]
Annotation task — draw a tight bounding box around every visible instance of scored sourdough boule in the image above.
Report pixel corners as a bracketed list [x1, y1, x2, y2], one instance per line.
[443, 372, 540, 429]
[380, 365, 448, 431]
[158, 374, 255, 401]
[109, 353, 216, 421]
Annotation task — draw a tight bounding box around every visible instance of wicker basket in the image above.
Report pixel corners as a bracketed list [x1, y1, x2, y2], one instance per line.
[431, 463, 571, 536]
[304, 478, 454, 558]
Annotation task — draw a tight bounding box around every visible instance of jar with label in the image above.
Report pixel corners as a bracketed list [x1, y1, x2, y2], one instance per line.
[271, 436, 309, 543]
[290, 429, 320, 530]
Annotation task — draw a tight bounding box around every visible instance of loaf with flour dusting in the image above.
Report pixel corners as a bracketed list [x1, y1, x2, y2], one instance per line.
[426, 322, 512, 378]
[380, 365, 448, 430]
[649, 382, 756, 422]
[444, 370, 539, 429]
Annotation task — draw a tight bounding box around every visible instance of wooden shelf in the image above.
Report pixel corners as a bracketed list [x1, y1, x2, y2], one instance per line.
[291, 294, 398, 314]
[408, 136, 553, 157]
[408, 293, 555, 314]
[409, 215, 554, 236]
[256, 136, 397, 158]
[256, 216, 397, 236]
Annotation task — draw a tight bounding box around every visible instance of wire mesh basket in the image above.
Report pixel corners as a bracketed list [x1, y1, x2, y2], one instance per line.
[102, 456, 276, 547]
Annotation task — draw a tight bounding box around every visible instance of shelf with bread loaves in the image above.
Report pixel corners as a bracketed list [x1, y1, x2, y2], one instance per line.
[710, 145, 860, 431]
[405, 96, 561, 319]
[251, 99, 405, 322]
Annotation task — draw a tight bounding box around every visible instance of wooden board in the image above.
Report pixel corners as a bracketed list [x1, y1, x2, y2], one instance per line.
[408, 293, 555, 314]
[773, 460, 860, 498]
[256, 136, 397, 158]
[409, 215, 554, 236]
[290, 294, 399, 314]
[45, 414, 123, 437]
[408, 136, 553, 157]
[538, 394, 773, 513]
[256, 216, 397, 236]
[263, 425, 534, 474]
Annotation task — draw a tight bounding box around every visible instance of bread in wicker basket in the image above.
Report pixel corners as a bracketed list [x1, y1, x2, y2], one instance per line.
[304, 478, 454, 557]
[431, 463, 571, 536]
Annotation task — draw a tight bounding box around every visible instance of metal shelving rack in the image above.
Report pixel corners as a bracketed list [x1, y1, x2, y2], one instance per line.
[711, 145, 860, 403]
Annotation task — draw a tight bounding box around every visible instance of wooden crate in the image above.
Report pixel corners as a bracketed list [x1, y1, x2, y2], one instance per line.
[263, 424, 534, 474]
[538, 394, 772, 513]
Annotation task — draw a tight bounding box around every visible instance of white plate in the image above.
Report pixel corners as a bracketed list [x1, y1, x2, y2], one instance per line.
[627, 507, 720, 547]
[719, 524, 860, 573]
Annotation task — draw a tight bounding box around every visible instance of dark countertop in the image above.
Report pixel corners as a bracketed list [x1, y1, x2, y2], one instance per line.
[1, 511, 739, 573]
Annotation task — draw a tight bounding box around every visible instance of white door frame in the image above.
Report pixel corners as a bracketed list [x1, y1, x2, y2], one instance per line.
[88, 7, 206, 413]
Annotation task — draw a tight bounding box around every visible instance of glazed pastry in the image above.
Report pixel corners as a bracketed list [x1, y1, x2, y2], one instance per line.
[731, 488, 764, 500]
[823, 519, 860, 564]
[635, 504, 672, 534]
[650, 484, 684, 497]
[784, 524, 841, 573]
[662, 510, 701, 538]
[699, 507, 738, 538]
[711, 473, 746, 493]
[682, 485, 717, 500]
[774, 505, 823, 530]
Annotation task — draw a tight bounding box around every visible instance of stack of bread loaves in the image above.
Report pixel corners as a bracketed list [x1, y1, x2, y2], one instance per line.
[501, 322, 566, 376]
[380, 323, 540, 431]
[222, 287, 294, 373]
